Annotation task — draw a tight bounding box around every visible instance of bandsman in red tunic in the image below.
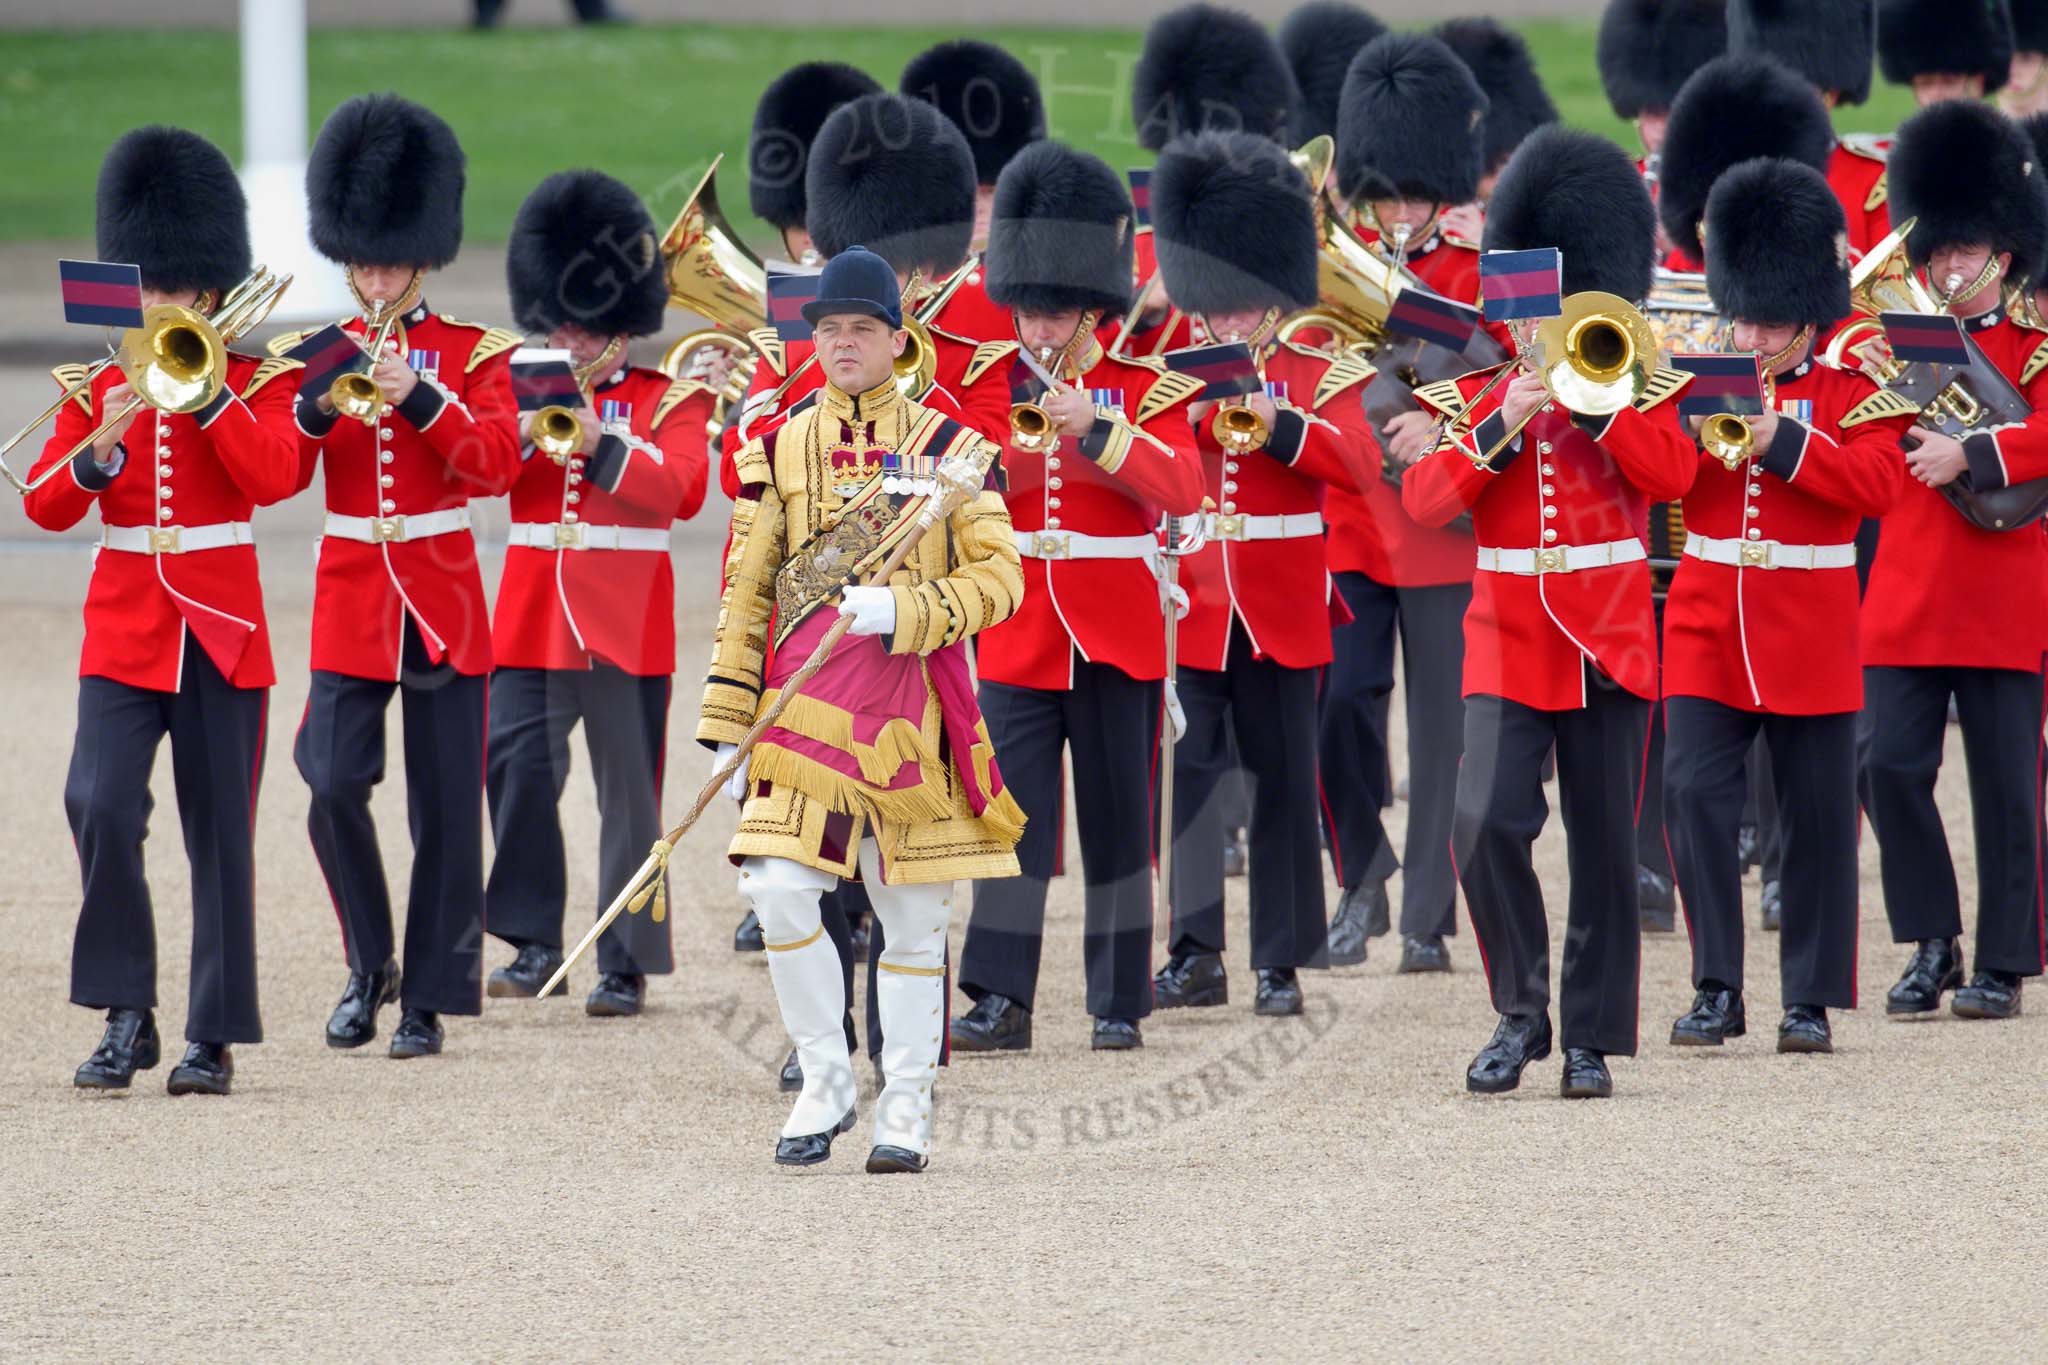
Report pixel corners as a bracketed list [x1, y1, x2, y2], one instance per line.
[1861, 100, 2048, 1021]
[1595, 0, 1732, 264]
[1877, 0, 2016, 106]
[1147, 130, 1380, 1020]
[1432, 17, 1559, 208]
[29, 128, 300, 1096]
[281, 95, 523, 1060]
[948, 141, 1205, 1055]
[1404, 129, 1698, 1098]
[481, 170, 711, 1016]
[1662, 159, 1908, 1055]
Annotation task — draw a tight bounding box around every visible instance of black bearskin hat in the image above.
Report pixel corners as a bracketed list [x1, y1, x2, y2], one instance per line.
[2016, 0, 2048, 50]
[985, 142, 1136, 317]
[1335, 33, 1488, 206]
[307, 93, 465, 268]
[805, 93, 976, 276]
[1658, 55, 1837, 260]
[1704, 158, 1852, 325]
[1728, 0, 1876, 104]
[1151, 131, 1319, 315]
[1132, 4, 1299, 150]
[1878, 0, 2013, 94]
[1432, 17, 1559, 175]
[1890, 96, 2048, 283]
[95, 126, 250, 295]
[507, 170, 666, 340]
[748, 62, 882, 233]
[1597, 0, 1731, 119]
[1483, 125, 1657, 302]
[901, 40, 1045, 186]
[1279, 2, 1388, 142]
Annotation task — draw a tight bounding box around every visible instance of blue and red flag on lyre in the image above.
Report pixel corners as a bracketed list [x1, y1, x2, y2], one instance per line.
[768, 265, 823, 342]
[1387, 286, 1482, 351]
[283, 324, 367, 395]
[1670, 353, 1765, 419]
[58, 260, 144, 329]
[508, 349, 582, 412]
[1164, 341, 1261, 400]
[1479, 247, 1563, 322]
[1127, 169, 1152, 229]
[1881, 311, 1972, 366]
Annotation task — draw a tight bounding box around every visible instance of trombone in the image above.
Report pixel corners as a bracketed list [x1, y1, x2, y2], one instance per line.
[4, 266, 292, 495]
[1461, 292, 1657, 470]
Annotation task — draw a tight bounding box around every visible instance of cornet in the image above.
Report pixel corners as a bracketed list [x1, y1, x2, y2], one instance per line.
[1009, 345, 1071, 454]
[329, 300, 400, 423]
[531, 337, 624, 466]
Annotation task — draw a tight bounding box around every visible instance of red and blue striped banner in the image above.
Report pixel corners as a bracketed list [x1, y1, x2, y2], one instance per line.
[509, 350, 582, 411]
[283, 323, 367, 395]
[1128, 168, 1152, 229]
[1881, 310, 1972, 366]
[1670, 352, 1765, 418]
[1164, 340, 1261, 400]
[58, 259, 144, 329]
[768, 265, 823, 341]
[1387, 285, 1482, 351]
[1479, 247, 1563, 322]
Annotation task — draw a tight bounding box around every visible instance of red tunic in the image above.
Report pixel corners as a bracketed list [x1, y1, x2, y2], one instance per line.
[1864, 311, 2048, 672]
[1663, 359, 1908, 714]
[975, 345, 1207, 689]
[1828, 137, 1892, 263]
[291, 306, 523, 679]
[491, 365, 712, 675]
[1179, 339, 1380, 672]
[1404, 367, 1699, 707]
[26, 352, 301, 691]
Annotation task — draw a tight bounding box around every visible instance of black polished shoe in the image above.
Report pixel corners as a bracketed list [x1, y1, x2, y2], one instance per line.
[1153, 952, 1228, 1009]
[1777, 1004, 1833, 1053]
[1737, 822, 1761, 874]
[1560, 1048, 1614, 1098]
[1091, 1017, 1142, 1050]
[865, 1144, 928, 1174]
[388, 1008, 443, 1059]
[1759, 880, 1783, 933]
[1886, 937, 1964, 1015]
[585, 972, 644, 1017]
[1398, 934, 1452, 974]
[486, 943, 566, 999]
[73, 1008, 161, 1090]
[1222, 829, 1248, 879]
[848, 915, 872, 965]
[1254, 968, 1304, 1016]
[778, 1047, 803, 1093]
[775, 1107, 856, 1166]
[1318, 882, 1381, 967]
[949, 993, 1032, 1053]
[1638, 865, 1676, 933]
[166, 1042, 233, 1096]
[325, 961, 400, 1049]
[1466, 1013, 1552, 1094]
[1670, 985, 1745, 1046]
[733, 909, 764, 953]
[1952, 971, 2023, 1020]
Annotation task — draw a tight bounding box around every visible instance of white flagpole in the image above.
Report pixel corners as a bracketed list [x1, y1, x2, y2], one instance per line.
[239, 0, 351, 322]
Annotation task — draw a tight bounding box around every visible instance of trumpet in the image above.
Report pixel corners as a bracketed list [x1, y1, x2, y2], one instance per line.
[531, 338, 622, 466]
[1009, 346, 1074, 453]
[1701, 413, 1755, 471]
[1465, 292, 1657, 469]
[330, 300, 401, 423]
[4, 266, 292, 495]
[1211, 400, 1270, 455]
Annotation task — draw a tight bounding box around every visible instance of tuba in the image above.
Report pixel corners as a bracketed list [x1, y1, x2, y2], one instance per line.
[656, 156, 769, 429]
[1822, 218, 1935, 383]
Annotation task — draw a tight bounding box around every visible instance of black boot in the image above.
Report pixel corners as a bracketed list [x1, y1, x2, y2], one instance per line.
[1253, 967, 1304, 1016]
[1759, 880, 1782, 933]
[73, 1008, 161, 1090]
[585, 972, 644, 1017]
[325, 961, 400, 1048]
[1090, 1017, 1142, 1050]
[865, 1144, 928, 1174]
[1318, 881, 1382, 967]
[1885, 938, 1963, 1015]
[1559, 1048, 1614, 1098]
[1153, 952, 1228, 1008]
[1670, 985, 1745, 1046]
[1776, 1004, 1832, 1053]
[486, 943, 566, 999]
[166, 1042, 234, 1096]
[778, 1047, 803, 1093]
[1638, 865, 1676, 933]
[949, 993, 1032, 1053]
[775, 1107, 855, 1166]
[1736, 822, 1761, 874]
[1397, 934, 1451, 974]
[1951, 971, 2023, 1020]
[733, 909, 764, 953]
[388, 1008, 444, 1059]
[1466, 1013, 1552, 1094]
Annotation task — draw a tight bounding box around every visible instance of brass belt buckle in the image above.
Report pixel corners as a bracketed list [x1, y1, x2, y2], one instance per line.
[554, 522, 587, 550]
[1032, 531, 1070, 559]
[1212, 513, 1247, 541]
[148, 527, 180, 555]
[1739, 540, 1773, 569]
[1536, 546, 1568, 575]
[371, 515, 407, 544]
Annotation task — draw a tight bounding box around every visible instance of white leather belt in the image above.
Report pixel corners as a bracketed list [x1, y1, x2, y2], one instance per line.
[1684, 533, 1856, 571]
[1011, 528, 1158, 561]
[509, 521, 671, 552]
[324, 508, 472, 545]
[1477, 539, 1646, 575]
[101, 521, 253, 556]
[1202, 511, 1325, 542]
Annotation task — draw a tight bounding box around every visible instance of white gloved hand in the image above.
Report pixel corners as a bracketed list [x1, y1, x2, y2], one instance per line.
[714, 742, 749, 805]
[935, 454, 982, 497]
[837, 585, 897, 637]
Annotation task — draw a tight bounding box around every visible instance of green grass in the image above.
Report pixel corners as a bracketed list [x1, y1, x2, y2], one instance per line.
[0, 21, 1927, 250]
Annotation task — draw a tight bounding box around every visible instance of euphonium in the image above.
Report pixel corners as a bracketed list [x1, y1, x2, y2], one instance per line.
[656, 155, 769, 430]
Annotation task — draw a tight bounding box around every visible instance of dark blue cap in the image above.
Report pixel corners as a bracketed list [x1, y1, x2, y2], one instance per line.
[800, 245, 904, 328]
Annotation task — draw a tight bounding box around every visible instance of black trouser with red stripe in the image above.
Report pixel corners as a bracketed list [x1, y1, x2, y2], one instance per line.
[295, 621, 487, 1016]
[1453, 670, 1647, 1055]
[1171, 628, 1327, 969]
[1864, 664, 2047, 977]
[1664, 699, 1858, 1008]
[1318, 570, 1468, 936]
[961, 663, 1161, 1020]
[65, 635, 266, 1044]
[484, 664, 674, 976]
